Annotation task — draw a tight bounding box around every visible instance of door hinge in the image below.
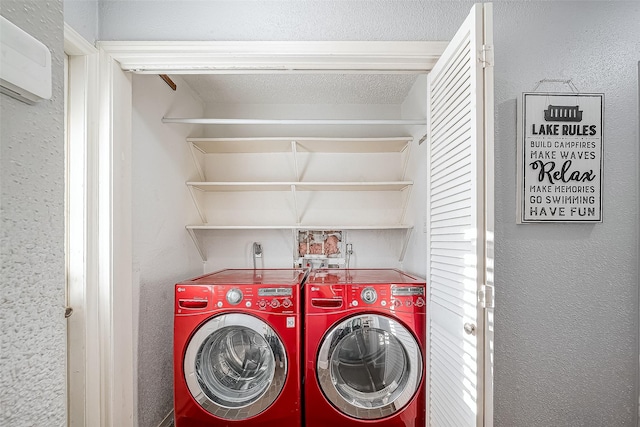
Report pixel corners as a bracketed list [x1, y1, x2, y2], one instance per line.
[479, 284, 494, 309]
[481, 44, 494, 68]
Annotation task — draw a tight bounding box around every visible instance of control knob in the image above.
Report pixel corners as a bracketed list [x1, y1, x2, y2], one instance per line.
[361, 287, 377, 304]
[226, 288, 243, 305]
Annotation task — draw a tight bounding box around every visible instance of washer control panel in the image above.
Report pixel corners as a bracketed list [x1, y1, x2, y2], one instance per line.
[256, 287, 294, 312]
[176, 284, 297, 314]
[223, 285, 295, 313]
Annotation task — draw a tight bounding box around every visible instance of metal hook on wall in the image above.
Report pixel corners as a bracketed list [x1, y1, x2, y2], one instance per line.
[532, 78, 580, 93]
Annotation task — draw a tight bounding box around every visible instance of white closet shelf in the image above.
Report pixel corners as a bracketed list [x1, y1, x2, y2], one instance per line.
[187, 137, 412, 154]
[186, 224, 413, 230]
[183, 135, 416, 263]
[164, 117, 426, 126]
[187, 181, 413, 192]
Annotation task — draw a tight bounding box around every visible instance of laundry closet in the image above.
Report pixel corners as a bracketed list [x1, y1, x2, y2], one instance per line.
[133, 71, 429, 274]
[100, 3, 493, 426]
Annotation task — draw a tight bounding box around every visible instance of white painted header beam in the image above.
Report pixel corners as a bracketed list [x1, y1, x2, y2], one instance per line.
[97, 41, 448, 73]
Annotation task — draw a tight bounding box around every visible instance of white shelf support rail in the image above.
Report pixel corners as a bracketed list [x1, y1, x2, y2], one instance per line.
[398, 137, 415, 262]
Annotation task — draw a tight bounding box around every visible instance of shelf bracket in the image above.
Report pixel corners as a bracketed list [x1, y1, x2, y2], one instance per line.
[400, 185, 413, 225]
[187, 185, 208, 223]
[291, 228, 298, 266]
[186, 227, 207, 262]
[291, 140, 300, 181]
[291, 184, 300, 224]
[187, 141, 206, 181]
[401, 139, 412, 181]
[399, 227, 414, 262]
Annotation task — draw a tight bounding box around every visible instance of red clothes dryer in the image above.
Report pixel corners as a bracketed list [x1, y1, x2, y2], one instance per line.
[174, 269, 305, 427]
[304, 268, 426, 427]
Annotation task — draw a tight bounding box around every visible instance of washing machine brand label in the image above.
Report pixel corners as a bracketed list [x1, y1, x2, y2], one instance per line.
[286, 317, 296, 328]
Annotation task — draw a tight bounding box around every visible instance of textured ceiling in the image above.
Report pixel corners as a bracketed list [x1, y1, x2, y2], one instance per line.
[175, 73, 421, 106]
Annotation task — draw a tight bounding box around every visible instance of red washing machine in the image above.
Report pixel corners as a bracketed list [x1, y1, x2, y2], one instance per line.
[304, 268, 426, 427]
[174, 269, 306, 427]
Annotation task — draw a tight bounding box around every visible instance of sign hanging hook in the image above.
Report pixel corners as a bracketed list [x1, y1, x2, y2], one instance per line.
[532, 78, 580, 93]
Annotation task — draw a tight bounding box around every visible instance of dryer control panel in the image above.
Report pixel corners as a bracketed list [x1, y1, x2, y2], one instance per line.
[175, 284, 298, 315]
[347, 284, 426, 314]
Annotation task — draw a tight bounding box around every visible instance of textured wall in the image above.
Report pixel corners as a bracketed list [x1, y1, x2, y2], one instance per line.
[493, 2, 639, 425]
[96, 1, 639, 426]
[132, 74, 205, 427]
[0, 1, 66, 426]
[64, 0, 99, 44]
[98, 0, 472, 41]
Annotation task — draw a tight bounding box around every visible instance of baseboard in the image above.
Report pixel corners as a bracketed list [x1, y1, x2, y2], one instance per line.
[157, 410, 174, 427]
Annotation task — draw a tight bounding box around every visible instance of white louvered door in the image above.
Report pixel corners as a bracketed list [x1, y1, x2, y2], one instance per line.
[426, 3, 493, 427]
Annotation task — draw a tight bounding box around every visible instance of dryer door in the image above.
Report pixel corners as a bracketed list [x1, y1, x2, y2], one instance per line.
[316, 313, 422, 420]
[183, 313, 287, 420]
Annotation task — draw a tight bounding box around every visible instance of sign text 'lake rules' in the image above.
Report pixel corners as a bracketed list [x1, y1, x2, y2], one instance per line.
[519, 92, 603, 223]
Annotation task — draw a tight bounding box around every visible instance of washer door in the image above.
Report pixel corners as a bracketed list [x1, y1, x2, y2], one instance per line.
[316, 314, 422, 420]
[184, 313, 287, 420]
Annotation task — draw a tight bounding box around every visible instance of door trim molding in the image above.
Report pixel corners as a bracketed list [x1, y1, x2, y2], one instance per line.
[98, 40, 447, 73]
[98, 47, 136, 427]
[64, 22, 100, 427]
[96, 40, 447, 427]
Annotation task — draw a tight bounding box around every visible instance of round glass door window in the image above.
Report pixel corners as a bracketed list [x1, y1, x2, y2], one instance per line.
[316, 314, 422, 419]
[184, 313, 287, 420]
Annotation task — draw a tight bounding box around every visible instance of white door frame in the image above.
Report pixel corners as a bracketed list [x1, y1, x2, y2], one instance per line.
[96, 35, 492, 427]
[64, 23, 101, 427]
[97, 45, 135, 427]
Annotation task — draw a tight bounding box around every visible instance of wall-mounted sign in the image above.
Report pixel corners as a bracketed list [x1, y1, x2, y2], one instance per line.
[518, 92, 603, 223]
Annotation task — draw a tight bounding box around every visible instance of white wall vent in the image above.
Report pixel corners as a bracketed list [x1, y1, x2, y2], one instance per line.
[1, 15, 52, 104]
